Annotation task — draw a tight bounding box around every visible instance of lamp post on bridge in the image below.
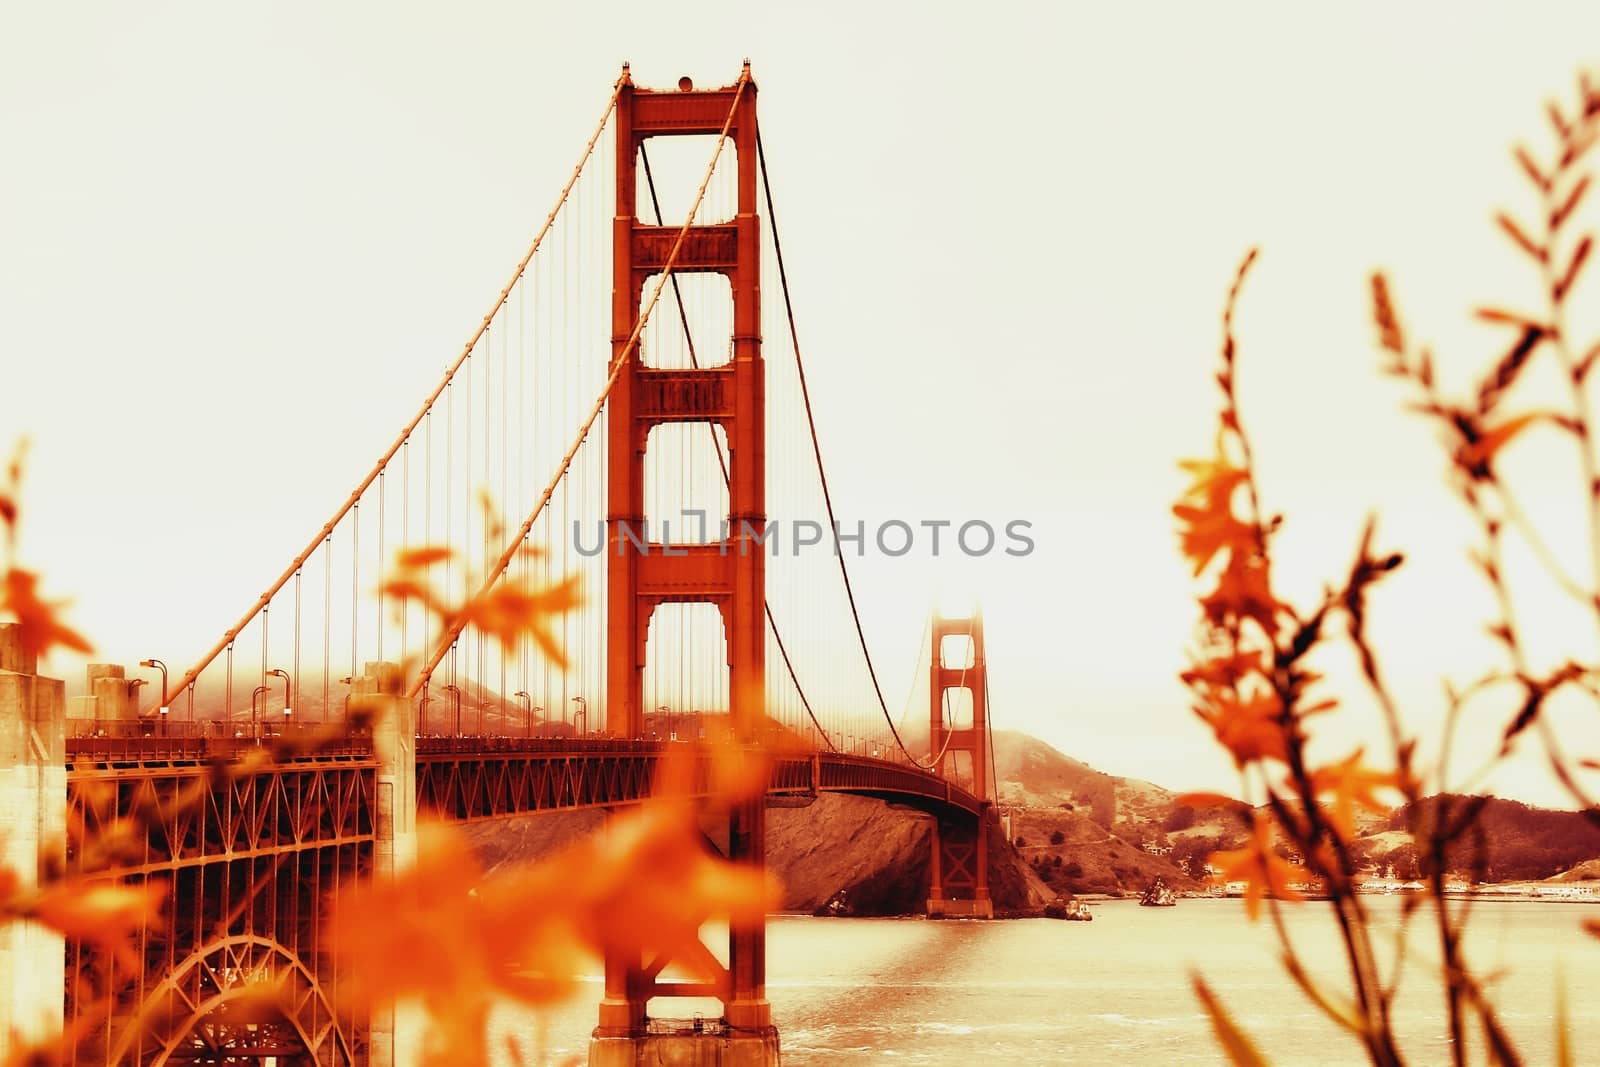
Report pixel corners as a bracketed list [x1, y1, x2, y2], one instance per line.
[266, 668, 292, 734]
[250, 685, 268, 740]
[124, 679, 147, 734]
[571, 696, 586, 738]
[514, 691, 533, 737]
[443, 685, 461, 738]
[140, 658, 169, 736]
[478, 701, 491, 737]
[656, 704, 673, 741]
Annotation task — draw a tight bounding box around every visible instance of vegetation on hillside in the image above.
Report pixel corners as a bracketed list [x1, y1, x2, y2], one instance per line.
[1365, 796, 1600, 883]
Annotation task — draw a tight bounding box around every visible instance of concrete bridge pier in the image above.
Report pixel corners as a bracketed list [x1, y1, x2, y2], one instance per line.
[926, 813, 994, 919]
[0, 623, 66, 1057]
[363, 662, 424, 1067]
[589, 1024, 780, 1067]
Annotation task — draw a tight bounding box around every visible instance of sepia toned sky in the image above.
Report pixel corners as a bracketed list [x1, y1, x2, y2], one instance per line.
[4, 2, 1600, 805]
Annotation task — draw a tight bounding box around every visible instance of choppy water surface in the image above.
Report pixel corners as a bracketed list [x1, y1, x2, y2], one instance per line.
[495, 898, 1600, 1065]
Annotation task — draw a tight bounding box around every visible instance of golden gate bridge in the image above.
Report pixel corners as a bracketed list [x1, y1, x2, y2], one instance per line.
[3, 63, 1003, 1066]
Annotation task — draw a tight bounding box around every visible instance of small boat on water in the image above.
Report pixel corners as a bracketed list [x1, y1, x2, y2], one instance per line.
[1139, 877, 1177, 907]
[1044, 897, 1093, 921]
[814, 889, 852, 917]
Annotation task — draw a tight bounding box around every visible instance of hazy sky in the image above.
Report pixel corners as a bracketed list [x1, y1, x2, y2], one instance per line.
[5, 3, 1600, 805]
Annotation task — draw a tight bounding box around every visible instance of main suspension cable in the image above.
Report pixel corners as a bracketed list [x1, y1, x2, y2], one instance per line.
[164, 76, 627, 711]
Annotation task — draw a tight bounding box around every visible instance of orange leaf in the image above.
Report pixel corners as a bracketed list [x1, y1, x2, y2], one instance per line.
[709, 743, 771, 803]
[1514, 145, 1549, 191]
[1193, 689, 1287, 767]
[1474, 307, 1548, 331]
[1192, 974, 1272, 1067]
[1201, 551, 1283, 633]
[1309, 749, 1399, 838]
[1496, 211, 1546, 262]
[377, 576, 448, 616]
[1554, 234, 1592, 301]
[1, 568, 92, 660]
[1177, 452, 1248, 509]
[1209, 816, 1305, 920]
[469, 574, 584, 666]
[394, 546, 455, 569]
[1175, 792, 1247, 813]
[30, 880, 166, 971]
[1181, 647, 1269, 690]
[1551, 173, 1590, 231]
[1174, 504, 1257, 577]
[1174, 437, 1256, 573]
[1460, 412, 1545, 470]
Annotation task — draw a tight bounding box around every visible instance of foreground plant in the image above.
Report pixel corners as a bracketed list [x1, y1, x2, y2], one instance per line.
[328, 746, 778, 1067]
[1176, 73, 1600, 1066]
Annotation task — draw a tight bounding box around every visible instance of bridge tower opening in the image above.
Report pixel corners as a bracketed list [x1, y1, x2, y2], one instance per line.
[926, 612, 995, 919]
[596, 63, 777, 1064]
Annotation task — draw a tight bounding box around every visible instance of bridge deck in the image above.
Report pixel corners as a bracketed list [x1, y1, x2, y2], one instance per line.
[64, 736, 984, 821]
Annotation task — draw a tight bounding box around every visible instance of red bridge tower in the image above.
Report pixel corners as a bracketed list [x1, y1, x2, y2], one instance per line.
[597, 63, 775, 1063]
[926, 611, 994, 918]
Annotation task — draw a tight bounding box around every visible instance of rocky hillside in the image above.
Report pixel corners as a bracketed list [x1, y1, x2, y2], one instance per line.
[766, 794, 1050, 914]
[993, 730, 1212, 896]
[461, 793, 1052, 916]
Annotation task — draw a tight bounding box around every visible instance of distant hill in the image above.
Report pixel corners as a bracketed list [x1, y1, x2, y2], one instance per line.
[993, 729, 1178, 831]
[1356, 795, 1600, 883]
[992, 731, 1600, 892]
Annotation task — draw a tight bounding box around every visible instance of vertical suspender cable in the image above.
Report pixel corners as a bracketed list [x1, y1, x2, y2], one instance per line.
[351, 504, 359, 684]
[406, 73, 752, 700]
[638, 143, 836, 750]
[160, 81, 624, 705]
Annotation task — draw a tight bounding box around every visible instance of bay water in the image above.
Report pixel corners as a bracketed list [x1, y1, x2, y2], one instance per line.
[494, 898, 1600, 1065]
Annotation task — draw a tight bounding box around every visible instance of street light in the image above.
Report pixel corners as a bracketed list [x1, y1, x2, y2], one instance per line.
[250, 685, 269, 739]
[140, 659, 169, 736]
[443, 684, 461, 737]
[266, 669, 292, 730]
[571, 696, 587, 737]
[124, 678, 147, 733]
[478, 701, 491, 736]
[514, 691, 533, 737]
[656, 704, 672, 741]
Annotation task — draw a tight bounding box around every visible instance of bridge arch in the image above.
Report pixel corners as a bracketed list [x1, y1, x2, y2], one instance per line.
[110, 933, 352, 1066]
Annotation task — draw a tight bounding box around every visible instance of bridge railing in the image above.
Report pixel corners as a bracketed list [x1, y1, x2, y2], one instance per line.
[415, 736, 665, 756]
[67, 718, 343, 740]
[66, 723, 376, 763]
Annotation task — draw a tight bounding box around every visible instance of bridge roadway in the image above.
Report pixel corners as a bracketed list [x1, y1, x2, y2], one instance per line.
[63, 733, 985, 823]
